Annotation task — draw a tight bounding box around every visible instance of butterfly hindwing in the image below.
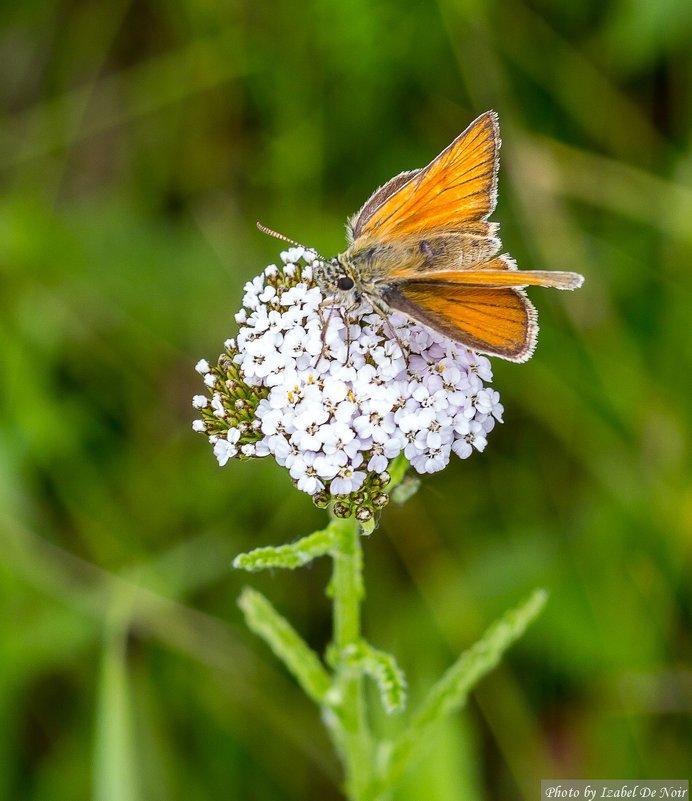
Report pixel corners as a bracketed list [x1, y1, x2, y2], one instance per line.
[383, 280, 537, 362]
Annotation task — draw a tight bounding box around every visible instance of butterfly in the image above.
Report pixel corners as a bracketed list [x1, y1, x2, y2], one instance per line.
[260, 110, 584, 362]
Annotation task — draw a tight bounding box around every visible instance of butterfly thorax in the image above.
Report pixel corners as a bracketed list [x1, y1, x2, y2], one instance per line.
[317, 224, 506, 313]
[316, 246, 394, 307]
[325, 242, 415, 289]
[320, 238, 458, 306]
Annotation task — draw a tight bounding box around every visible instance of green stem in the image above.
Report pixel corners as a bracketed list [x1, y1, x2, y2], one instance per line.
[234, 460, 543, 801]
[326, 516, 373, 801]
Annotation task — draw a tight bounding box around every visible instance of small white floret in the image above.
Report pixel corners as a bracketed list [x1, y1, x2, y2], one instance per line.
[213, 438, 237, 466]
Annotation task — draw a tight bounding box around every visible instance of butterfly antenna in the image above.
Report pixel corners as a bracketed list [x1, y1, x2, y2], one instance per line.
[256, 222, 324, 260]
[257, 222, 312, 250]
[256, 221, 302, 245]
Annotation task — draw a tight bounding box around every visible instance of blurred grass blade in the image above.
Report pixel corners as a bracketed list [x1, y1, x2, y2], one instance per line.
[0, 29, 247, 169]
[93, 589, 141, 801]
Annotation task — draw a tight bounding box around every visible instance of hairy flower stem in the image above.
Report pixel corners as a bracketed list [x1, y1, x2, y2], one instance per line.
[233, 456, 545, 801]
[327, 516, 374, 801]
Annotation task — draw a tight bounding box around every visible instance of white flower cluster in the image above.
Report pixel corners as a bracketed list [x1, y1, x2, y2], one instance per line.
[194, 248, 504, 499]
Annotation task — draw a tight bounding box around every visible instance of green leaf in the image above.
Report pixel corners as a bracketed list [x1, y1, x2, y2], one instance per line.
[233, 524, 339, 571]
[343, 641, 407, 715]
[238, 587, 332, 705]
[377, 589, 548, 792]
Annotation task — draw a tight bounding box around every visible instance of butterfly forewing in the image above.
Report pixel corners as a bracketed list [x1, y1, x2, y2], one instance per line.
[351, 111, 500, 244]
[390, 257, 585, 290]
[348, 169, 420, 242]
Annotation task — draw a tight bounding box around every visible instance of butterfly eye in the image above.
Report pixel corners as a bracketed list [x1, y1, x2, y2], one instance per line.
[337, 276, 355, 291]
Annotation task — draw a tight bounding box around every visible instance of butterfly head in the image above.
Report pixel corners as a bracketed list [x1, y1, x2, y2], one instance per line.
[316, 255, 363, 305]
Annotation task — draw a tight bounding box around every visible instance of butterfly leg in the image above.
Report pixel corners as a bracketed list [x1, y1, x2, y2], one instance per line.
[315, 298, 334, 365]
[316, 296, 352, 366]
[367, 296, 410, 361]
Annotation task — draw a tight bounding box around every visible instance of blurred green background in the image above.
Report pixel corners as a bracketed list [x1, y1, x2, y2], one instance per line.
[1, 0, 690, 799]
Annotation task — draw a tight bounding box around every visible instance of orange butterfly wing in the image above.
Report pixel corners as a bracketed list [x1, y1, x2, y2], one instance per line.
[392, 256, 584, 289]
[383, 281, 537, 362]
[350, 111, 500, 243]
